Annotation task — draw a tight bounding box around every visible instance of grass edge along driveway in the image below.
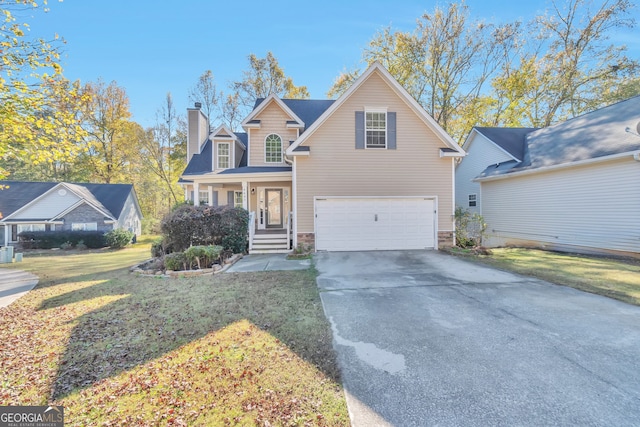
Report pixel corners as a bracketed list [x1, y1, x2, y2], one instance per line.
[451, 247, 640, 306]
[0, 240, 349, 426]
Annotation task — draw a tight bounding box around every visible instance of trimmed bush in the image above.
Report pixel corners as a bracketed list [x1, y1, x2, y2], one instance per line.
[164, 252, 187, 271]
[160, 205, 249, 253]
[18, 230, 106, 249]
[105, 229, 134, 249]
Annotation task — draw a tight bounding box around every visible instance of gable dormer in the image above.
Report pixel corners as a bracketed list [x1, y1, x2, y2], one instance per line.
[241, 94, 303, 167]
[210, 124, 246, 171]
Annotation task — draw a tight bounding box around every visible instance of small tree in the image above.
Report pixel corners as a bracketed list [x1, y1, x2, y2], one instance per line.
[455, 207, 486, 248]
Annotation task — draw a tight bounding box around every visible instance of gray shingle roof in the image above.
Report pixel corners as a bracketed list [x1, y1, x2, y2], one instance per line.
[182, 132, 249, 176]
[217, 166, 291, 175]
[474, 127, 537, 161]
[252, 98, 335, 132]
[0, 181, 134, 219]
[477, 96, 640, 178]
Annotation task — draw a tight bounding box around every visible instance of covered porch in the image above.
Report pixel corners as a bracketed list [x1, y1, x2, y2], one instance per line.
[181, 168, 293, 253]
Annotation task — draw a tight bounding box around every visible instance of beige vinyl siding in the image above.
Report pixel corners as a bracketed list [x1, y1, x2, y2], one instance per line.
[455, 133, 515, 214]
[482, 157, 640, 254]
[296, 71, 455, 233]
[248, 101, 297, 167]
[13, 187, 80, 219]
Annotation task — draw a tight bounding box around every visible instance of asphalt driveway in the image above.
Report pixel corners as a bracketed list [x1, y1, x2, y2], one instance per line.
[315, 250, 640, 426]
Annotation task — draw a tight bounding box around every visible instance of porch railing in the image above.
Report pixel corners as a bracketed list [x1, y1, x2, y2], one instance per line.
[286, 211, 293, 250]
[248, 211, 256, 252]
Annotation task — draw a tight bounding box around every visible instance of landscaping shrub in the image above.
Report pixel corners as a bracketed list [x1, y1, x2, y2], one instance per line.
[160, 205, 249, 253]
[105, 229, 134, 249]
[18, 230, 106, 249]
[455, 206, 486, 248]
[184, 245, 223, 269]
[60, 241, 73, 250]
[164, 252, 187, 271]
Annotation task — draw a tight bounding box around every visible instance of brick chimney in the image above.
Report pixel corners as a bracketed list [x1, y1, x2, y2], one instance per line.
[187, 102, 209, 162]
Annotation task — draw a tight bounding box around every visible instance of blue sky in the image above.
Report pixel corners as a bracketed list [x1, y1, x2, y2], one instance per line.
[23, 0, 640, 128]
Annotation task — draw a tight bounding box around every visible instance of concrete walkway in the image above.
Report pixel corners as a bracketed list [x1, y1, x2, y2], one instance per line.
[226, 254, 310, 272]
[0, 268, 39, 308]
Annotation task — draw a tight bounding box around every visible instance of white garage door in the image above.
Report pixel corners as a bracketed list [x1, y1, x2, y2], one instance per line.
[315, 197, 436, 251]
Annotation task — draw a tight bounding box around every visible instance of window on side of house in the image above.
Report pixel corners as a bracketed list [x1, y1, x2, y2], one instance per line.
[468, 194, 477, 207]
[71, 222, 98, 231]
[199, 190, 210, 205]
[217, 142, 230, 169]
[234, 191, 243, 208]
[265, 134, 283, 163]
[365, 111, 386, 148]
[17, 223, 46, 234]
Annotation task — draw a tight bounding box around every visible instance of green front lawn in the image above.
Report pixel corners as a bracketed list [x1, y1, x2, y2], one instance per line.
[452, 247, 640, 306]
[0, 239, 349, 426]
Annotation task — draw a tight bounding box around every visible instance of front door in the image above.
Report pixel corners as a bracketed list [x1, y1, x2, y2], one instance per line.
[265, 189, 283, 228]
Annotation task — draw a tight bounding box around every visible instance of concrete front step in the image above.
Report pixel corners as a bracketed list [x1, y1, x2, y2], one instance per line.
[249, 249, 292, 254]
[253, 234, 287, 239]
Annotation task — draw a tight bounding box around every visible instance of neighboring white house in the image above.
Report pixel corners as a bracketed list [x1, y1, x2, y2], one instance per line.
[456, 127, 535, 214]
[0, 181, 143, 246]
[457, 96, 640, 257]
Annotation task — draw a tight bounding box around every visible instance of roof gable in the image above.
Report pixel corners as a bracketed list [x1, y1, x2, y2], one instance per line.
[242, 94, 305, 128]
[471, 127, 536, 162]
[0, 181, 57, 219]
[0, 181, 134, 221]
[287, 62, 464, 155]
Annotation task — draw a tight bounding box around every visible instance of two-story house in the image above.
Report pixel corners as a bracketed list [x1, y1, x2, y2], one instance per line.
[180, 62, 465, 253]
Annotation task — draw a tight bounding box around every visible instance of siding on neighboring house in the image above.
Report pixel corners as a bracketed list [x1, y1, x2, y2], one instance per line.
[11, 188, 80, 220]
[295, 71, 455, 235]
[116, 192, 142, 235]
[481, 157, 640, 254]
[248, 101, 298, 167]
[455, 133, 515, 214]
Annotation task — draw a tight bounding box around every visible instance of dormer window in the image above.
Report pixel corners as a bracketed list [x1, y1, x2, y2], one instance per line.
[265, 134, 283, 163]
[217, 142, 230, 169]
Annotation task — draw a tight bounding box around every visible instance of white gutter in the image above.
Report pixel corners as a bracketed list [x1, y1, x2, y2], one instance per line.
[475, 150, 640, 182]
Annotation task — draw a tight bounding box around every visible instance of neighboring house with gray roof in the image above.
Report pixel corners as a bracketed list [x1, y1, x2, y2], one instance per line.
[0, 181, 142, 246]
[456, 95, 640, 256]
[180, 62, 465, 253]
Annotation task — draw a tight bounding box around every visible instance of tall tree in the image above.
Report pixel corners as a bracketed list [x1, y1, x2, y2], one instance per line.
[0, 0, 84, 180]
[78, 79, 140, 183]
[140, 93, 184, 209]
[232, 51, 310, 109]
[503, 0, 639, 127]
[188, 70, 218, 127]
[219, 90, 242, 131]
[328, 2, 518, 141]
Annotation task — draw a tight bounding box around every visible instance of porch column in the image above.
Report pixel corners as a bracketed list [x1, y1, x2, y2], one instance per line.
[193, 182, 200, 206]
[3, 224, 8, 247]
[242, 181, 248, 210]
[207, 186, 214, 206]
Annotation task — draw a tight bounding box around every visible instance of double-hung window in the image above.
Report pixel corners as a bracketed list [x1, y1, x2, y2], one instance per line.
[265, 134, 283, 163]
[365, 111, 387, 148]
[217, 143, 230, 169]
[199, 190, 210, 205]
[468, 194, 477, 207]
[234, 191, 243, 208]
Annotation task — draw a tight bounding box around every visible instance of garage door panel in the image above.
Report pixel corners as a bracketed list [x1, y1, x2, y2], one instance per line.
[315, 198, 435, 251]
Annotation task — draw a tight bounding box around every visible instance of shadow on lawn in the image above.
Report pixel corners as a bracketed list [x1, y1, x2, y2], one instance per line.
[40, 270, 340, 400]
